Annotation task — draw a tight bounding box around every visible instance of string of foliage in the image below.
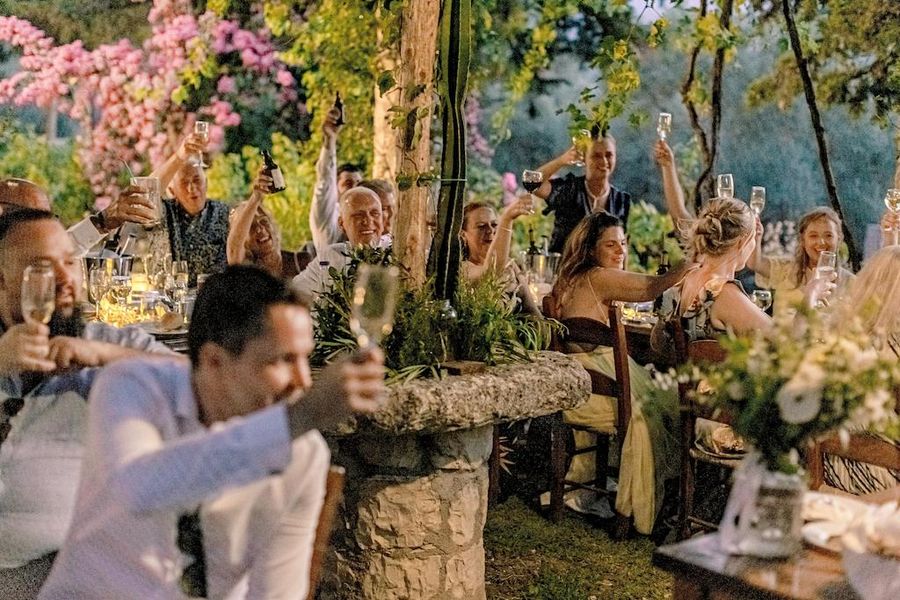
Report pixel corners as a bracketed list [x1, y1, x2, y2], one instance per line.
[311, 246, 560, 382]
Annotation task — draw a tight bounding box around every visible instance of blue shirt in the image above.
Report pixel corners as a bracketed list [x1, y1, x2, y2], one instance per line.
[162, 198, 230, 286]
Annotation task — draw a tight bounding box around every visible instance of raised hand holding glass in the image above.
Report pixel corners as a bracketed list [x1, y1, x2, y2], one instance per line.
[21, 260, 55, 325]
[350, 264, 400, 348]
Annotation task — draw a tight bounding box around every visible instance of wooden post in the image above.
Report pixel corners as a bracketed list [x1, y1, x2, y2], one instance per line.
[391, 0, 441, 287]
[371, 9, 401, 181]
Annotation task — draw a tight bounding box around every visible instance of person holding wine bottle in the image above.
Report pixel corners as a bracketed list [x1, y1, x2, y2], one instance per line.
[293, 187, 384, 305]
[227, 168, 285, 277]
[40, 266, 386, 600]
[309, 96, 365, 255]
[0, 209, 171, 597]
[746, 207, 851, 317]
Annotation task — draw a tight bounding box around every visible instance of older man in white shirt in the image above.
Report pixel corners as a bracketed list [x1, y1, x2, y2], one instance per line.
[293, 186, 385, 305]
[0, 209, 171, 598]
[40, 266, 385, 599]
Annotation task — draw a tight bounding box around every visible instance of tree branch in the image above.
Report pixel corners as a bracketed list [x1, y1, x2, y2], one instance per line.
[681, 0, 712, 213]
[781, 0, 861, 269]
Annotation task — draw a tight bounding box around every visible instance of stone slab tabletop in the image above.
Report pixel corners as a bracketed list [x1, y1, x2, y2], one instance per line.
[329, 351, 591, 437]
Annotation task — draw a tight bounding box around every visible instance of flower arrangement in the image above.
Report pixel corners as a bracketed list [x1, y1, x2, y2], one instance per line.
[311, 246, 558, 382]
[662, 311, 900, 473]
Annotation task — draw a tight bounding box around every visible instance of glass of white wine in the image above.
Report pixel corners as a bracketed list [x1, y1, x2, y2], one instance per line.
[570, 129, 591, 168]
[194, 120, 209, 167]
[21, 260, 56, 325]
[884, 188, 900, 213]
[349, 264, 400, 348]
[89, 268, 110, 320]
[716, 173, 734, 199]
[657, 112, 672, 141]
[750, 186, 766, 216]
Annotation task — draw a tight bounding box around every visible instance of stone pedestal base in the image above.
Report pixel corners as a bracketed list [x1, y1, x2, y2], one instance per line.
[324, 427, 490, 599]
[320, 353, 590, 599]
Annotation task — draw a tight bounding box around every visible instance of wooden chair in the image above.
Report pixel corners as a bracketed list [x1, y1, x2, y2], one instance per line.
[673, 319, 735, 540]
[306, 465, 346, 600]
[547, 302, 632, 538]
[805, 390, 900, 494]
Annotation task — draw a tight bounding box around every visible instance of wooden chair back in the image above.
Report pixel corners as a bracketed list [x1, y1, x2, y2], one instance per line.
[306, 465, 346, 600]
[806, 390, 900, 492]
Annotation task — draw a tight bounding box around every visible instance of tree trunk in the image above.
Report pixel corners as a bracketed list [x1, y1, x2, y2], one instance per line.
[371, 13, 401, 181]
[391, 0, 441, 287]
[681, 0, 713, 212]
[705, 0, 733, 200]
[781, 0, 861, 269]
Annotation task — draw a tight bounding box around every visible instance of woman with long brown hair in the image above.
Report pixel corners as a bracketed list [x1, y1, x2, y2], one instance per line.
[546, 211, 692, 534]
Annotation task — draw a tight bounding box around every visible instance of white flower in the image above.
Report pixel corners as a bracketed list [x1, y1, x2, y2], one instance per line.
[855, 348, 879, 372]
[864, 389, 891, 423]
[726, 381, 745, 401]
[776, 361, 825, 424]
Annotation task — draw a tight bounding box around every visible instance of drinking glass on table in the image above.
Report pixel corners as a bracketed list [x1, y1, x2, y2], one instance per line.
[172, 260, 189, 289]
[349, 264, 400, 348]
[570, 129, 592, 168]
[657, 112, 672, 141]
[716, 173, 734, 199]
[521, 170, 542, 215]
[750, 186, 766, 216]
[751, 290, 772, 313]
[21, 260, 55, 325]
[193, 121, 209, 167]
[109, 275, 132, 305]
[88, 268, 110, 319]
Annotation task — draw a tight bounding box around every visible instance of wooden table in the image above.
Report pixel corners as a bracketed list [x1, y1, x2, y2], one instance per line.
[652, 533, 859, 599]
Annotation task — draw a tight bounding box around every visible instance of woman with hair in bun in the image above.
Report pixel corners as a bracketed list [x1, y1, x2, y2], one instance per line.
[747, 207, 852, 318]
[545, 211, 694, 534]
[670, 197, 772, 338]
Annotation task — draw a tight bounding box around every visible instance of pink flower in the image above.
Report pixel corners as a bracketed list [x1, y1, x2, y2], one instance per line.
[216, 76, 236, 94]
[274, 69, 294, 88]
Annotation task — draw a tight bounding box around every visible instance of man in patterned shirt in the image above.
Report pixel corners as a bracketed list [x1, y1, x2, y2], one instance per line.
[0, 209, 171, 597]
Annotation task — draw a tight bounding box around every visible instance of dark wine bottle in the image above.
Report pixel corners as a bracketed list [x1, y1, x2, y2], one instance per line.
[261, 150, 286, 193]
[333, 92, 345, 126]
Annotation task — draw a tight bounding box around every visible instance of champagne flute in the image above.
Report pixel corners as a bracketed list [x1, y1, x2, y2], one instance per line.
[751, 289, 772, 312]
[716, 173, 734, 199]
[110, 275, 132, 305]
[884, 188, 900, 213]
[172, 260, 189, 289]
[89, 268, 110, 320]
[750, 186, 766, 215]
[21, 260, 56, 325]
[657, 112, 672, 141]
[521, 170, 542, 215]
[194, 120, 209, 167]
[815, 250, 837, 281]
[349, 264, 400, 348]
[570, 129, 591, 168]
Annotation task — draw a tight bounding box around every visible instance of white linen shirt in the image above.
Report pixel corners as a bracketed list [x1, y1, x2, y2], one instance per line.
[0, 322, 169, 569]
[39, 356, 330, 600]
[291, 242, 352, 305]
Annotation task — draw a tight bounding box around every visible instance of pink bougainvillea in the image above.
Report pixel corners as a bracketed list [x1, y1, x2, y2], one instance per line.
[0, 1, 299, 208]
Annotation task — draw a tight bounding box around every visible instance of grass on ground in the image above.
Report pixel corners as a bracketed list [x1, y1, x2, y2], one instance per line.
[483, 497, 673, 600]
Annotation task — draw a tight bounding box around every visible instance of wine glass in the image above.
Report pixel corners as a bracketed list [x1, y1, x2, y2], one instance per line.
[815, 250, 837, 281]
[172, 260, 189, 289]
[349, 264, 400, 348]
[570, 129, 591, 168]
[522, 170, 542, 215]
[751, 290, 772, 312]
[884, 188, 900, 213]
[750, 186, 766, 215]
[89, 268, 110, 320]
[657, 112, 672, 141]
[716, 173, 734, 199]
[110, 275, 132, 305]
[193, 120, 209, 167]
[21, 260, 55, 325]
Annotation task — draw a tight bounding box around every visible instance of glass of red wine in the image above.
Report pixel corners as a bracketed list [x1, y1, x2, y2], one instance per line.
[522, 170, 542, 215]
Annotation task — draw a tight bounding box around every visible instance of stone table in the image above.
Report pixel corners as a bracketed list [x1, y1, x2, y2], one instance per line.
[321, 351, 591, 599]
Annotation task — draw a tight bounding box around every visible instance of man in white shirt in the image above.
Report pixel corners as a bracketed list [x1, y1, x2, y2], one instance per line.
[308, 105, 364, 255]
[294, 186, 385, 305]
[0, 209, 171, 597]
[40, 265, 385, 599]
